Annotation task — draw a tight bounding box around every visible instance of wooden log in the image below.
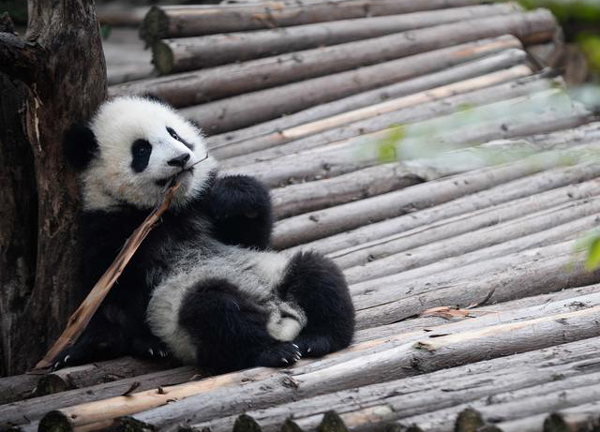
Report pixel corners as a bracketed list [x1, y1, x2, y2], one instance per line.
[271, 163, 436, 220]
[0, 366, 197, 429]
[351, 237, 584, 310]
[290, 160, 599, 255]
[117, 10, 557, 108]
[116, 311, 600, 432]
[206, 37, 524, 149]
[0, 356, 171, 405]
[271, 123, 600, 220]
[333, 177, 600, 270]
[402, 382, 600, 432]
[220, 64, 533, 166]
[96, 6, 149, 27]
[192, 338, 600, 432]
[543, 407, 600, 432]
[190, 43, 527, 139]
[350, 211, 600, 300]
[139, 0, 489, 43]
[33, 356, 174, 397]
[230, 79, 592, 174]
[154, 3, 520, 74]
[354, 243, 600, 329]
[226, 76, 553, 185]
[270, 149, 595, 250]
[353, 282, 600, 344]
[343, 192, 600, 284]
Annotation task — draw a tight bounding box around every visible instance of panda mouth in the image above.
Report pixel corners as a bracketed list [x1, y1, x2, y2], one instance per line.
[155, 167, 194, 187]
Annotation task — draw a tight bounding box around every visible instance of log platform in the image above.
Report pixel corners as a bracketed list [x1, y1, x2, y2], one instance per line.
[3, 1, 600, 431]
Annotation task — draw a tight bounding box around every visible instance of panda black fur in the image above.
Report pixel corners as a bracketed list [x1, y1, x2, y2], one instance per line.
[60, 95, 355, 374]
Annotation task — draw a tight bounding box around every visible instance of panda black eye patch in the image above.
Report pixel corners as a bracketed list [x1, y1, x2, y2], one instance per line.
[167, 127, 194, 150]
[131, 139, 152, 173]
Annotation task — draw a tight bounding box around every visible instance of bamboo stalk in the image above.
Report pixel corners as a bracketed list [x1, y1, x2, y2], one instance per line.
[206, 37, 524, 149]
[139, 0, 490, 43]
[220, 64, 533, 167]
[189, 44, 527, 139]
[343, 191, 600, 285]
[289, 161, 599, 255]
[33, 183, 181, 371]
[225, 76, 553, 185]
[154, 4, 520, 74]
[114, 10, 556, 108]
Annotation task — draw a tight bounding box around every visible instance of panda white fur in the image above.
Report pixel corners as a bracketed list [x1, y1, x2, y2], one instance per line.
[60, 95, 355, 373]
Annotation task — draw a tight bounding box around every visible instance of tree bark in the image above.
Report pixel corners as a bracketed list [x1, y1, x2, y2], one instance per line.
[154, 4, 519, 74]
[114, 10, 556, 109]
[205, 37, 524, 150]
[139, 0, 485, 44]
[0, 1, 107, 376]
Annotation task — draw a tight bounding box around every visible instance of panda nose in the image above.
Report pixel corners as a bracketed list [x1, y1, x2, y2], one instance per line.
[167, 153, 191, 168]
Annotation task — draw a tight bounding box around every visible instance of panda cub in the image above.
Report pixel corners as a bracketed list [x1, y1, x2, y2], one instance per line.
[60, 95, 355, 373]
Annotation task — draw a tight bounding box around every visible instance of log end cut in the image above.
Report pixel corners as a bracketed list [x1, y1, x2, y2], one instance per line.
[38, 411, 73, 432]
[140, 7, 168, 46]
[118, 416, 157, 432]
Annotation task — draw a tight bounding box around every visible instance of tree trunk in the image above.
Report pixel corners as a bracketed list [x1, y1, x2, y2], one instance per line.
[0, 1, 107, 376]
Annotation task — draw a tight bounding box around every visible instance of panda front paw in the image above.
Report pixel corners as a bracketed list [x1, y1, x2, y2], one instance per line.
[255, 342, 302, 368]
[131, 336, 171, 360]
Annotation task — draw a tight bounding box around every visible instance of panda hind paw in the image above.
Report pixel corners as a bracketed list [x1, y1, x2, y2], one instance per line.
[255, 342, 302, 368]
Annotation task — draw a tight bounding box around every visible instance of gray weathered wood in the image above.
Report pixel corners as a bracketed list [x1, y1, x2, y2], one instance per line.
[0, 366, 196, 428]
[271, 153, 596, 250]
[225, 76, 553, 186]
[206, 38, 524, 149]
[344, 192, 600, 284]
[114, 10, 556, 108]
[333, 177, 600, 270]
[154, 4, 519, 74]
[220, 65, 534, 167]
[139, 0, 492, 43]
[291, 161, 600, 255]
[354, 243, 600, 329]
[113, 311, 600, 432]
[189, 43, 527, 138]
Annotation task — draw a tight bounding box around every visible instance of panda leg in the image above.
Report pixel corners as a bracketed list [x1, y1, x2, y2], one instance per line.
[279, 251, 355, 358]
[179, 278, 301, 374]
[52, 313, 128, 370]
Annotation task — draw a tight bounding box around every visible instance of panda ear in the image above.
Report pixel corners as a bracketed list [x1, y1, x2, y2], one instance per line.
[63, 124, 98, 170]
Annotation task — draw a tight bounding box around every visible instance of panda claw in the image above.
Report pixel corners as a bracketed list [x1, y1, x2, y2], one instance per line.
[307, 347, 312, 353]
[64, 355, 71, 363]
[148, 348, 154, 356]
[282, 358, 289, 364]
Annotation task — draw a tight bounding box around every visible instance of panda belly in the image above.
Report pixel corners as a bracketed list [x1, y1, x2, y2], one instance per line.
[146, 245, 306, 364]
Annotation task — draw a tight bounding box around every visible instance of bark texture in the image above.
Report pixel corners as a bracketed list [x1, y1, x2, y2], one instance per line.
[0, 1, 107, 375]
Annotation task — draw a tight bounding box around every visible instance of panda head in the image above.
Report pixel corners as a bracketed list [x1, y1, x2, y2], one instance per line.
[64, 95, 218, 211]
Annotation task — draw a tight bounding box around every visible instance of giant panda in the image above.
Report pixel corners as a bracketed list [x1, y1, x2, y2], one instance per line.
[59, 95, 355, 374]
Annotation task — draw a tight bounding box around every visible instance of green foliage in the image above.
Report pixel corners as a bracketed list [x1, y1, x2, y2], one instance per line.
[377, 126, 405, 163]
[573, 230, 600, 271]
[514, 0, 600, 23]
